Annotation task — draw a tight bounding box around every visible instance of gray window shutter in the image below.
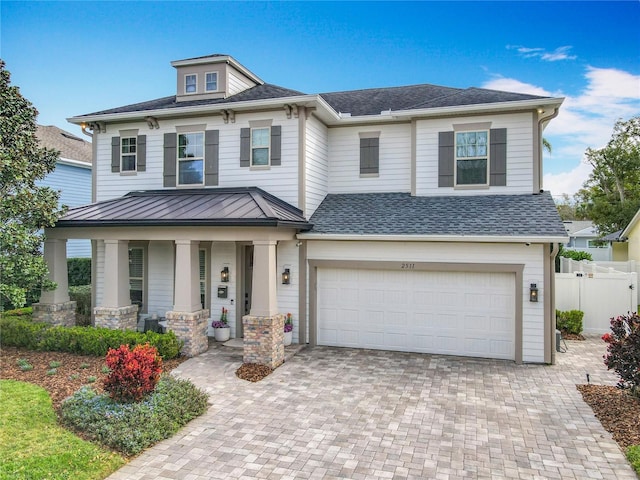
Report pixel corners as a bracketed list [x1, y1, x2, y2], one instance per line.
[270, 125, 281, 166]
[438, 131, 454, 187]
[204, 129, 219, 186]
[163, 133, 177, 187]
[240, 128, 250, 167]
[360, 137, 379, 174]
[111, 137, 120, 173]
[137, 135, 146, 172]
[490, 128, 507, 186]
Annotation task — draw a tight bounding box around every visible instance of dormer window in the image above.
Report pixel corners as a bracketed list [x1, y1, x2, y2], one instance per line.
[205, 72, 218, 92]
[185, 74, 197, 94]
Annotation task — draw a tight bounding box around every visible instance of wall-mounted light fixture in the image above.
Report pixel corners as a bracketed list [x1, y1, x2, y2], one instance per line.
[282, 268, 291, 285]
[529, 283, 539, 302]
[220, 266, 230, 283]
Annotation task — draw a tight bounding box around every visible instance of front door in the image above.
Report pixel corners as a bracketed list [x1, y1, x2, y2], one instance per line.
[237, 244, 253, 337]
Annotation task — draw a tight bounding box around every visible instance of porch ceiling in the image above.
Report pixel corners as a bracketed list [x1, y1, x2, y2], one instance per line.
[56, 187, 312, 229]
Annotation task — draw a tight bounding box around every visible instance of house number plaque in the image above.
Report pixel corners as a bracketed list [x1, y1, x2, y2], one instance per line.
[401, 263, 415, 269]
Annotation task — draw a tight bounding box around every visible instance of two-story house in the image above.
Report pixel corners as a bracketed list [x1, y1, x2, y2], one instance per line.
[35, 54, 567, 365]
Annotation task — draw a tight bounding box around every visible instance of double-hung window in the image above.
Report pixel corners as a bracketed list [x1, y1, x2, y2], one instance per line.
[185, 74, 197, 94]
[121, 137, 137, 172]
[178, 132, 204, 185]
[455, 130, 488, 185]
[129, 247, 144, 310]
[251, 127, 270, 166]
[205, 72, 218, 92]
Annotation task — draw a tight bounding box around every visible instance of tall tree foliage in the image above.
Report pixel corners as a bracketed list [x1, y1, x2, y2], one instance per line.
[0, 60, 65, 308]
[576, 116, 640, 234]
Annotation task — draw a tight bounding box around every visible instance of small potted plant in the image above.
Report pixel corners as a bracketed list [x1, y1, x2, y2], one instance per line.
[284, 312, 293, 346]
[212, 307, 230, 342]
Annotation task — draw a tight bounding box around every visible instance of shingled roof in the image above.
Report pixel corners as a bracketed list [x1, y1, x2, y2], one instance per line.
[307, 191, 567, 238]
[36, 125, 92, 164]
[56, 187, 311, 229]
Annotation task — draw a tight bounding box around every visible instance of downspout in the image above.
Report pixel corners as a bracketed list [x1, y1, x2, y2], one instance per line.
[549, 242, 559, 364]
[537, 108, 559, 192]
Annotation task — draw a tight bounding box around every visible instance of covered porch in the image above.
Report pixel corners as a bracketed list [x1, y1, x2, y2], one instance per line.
[36, 188, 311, 367]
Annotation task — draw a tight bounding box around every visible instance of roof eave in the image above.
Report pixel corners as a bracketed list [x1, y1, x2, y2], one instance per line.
[56, 219, 312, 229]
[297, 233, 569, 243]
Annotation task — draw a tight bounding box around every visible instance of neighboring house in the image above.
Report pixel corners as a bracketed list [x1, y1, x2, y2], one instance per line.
[36, 54, 567, 364]
[621, 208, 640, 262]
[562, 220, 612, 261]
[600, 229, 627, 261]
[36, 125, 92, 257]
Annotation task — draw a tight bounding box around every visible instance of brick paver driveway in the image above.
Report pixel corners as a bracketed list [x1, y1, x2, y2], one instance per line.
[108, 337, 636, 479]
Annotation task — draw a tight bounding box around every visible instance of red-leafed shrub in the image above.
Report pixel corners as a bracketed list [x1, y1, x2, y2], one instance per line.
[602, 312, 640, 397]
[104, 344, 163, 402]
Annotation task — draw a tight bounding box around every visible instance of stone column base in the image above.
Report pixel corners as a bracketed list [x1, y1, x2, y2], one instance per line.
[243, 313, 285, 369]
[165, 309, 209, 357]
[94, 305, 138, 331]
[33, 301, 77, 327]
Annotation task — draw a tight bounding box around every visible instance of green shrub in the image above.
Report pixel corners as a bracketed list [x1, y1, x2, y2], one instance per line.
[1, 307, 32, 317]
[0, 315, 183, 359]
[67, 258, 91, 286]
[627, 445, 640, 475]
[60, 375, 208, 456]
[556, 309, 584, 335]
[560, 249, 593, 262]
[69, 285, 91, 323]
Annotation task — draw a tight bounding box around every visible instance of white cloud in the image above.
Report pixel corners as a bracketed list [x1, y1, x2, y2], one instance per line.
[483, 66, 640, 196]
[507, 45, 576, 62]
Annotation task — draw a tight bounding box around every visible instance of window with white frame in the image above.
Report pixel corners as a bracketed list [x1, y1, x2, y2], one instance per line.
[205, 72, 218, 92]
[199, 249, 207, 309]
[455, 130, 488, 185]
[129, 247, 144, 309]
[587, 240, 608, 248]
[177, 132, 204, 185]
[251, 127, 270, 166]
[185, 74, 197, 94]
[121, 137, 137, 172]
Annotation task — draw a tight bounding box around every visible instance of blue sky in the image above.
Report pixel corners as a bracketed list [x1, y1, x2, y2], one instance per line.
[2, 1, 639, 196]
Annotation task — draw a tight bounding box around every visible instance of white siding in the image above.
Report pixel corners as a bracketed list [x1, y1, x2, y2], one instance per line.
[95, 112, 299, 207]
[227, 71, 252, 96]
[95, 240, 105, 308]
[305, 115, 329, 217]
[276, 241, 300, 343]
[147, 241, 174, 317]
[307, 241, 546, 362]
[328, 124, 411, 194]
[209, 242, 237, 337]
[415, 112, 535, 196]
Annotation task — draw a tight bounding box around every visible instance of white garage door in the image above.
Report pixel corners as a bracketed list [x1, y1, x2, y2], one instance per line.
[317, 268, 515, 360]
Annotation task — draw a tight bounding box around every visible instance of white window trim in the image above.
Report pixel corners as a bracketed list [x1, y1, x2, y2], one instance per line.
[177, 131, 205, 187]
[184, 74, 198, 95]
[454, 129, 490, 187]
[120, 136, 137, 173]
[205, 71, 218, 92]
[250, 126, 271, 167]
[128, 244, 146, 313]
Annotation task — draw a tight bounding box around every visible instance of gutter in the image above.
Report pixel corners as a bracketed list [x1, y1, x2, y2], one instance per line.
[296, 233, 570, 244]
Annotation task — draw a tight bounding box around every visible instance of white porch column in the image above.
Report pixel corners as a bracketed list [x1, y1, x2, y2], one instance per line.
[250, 240, 279, 317]
[102, 240, 130, 308]
[40, 238, 70, 304]
[173, 240, 201, 312]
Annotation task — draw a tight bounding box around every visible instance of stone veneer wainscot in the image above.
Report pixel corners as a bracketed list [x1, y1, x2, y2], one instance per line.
[165, 309, 210, 357]
[243, 314, 285, 369]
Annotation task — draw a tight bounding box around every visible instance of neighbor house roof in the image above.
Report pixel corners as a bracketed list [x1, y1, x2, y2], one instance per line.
[56, 187, 311, 229]
[36, 125, 92, 164]
[562, 220, 595, 236]
[302, 191, 567, 242]
[600, 229, 624, 242]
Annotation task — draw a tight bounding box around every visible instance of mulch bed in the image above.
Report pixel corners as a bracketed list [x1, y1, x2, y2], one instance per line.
[236, 363, 273, 382]
[0, 347, 186, 411]
[577, 384, 640, 449]
[562, 332, 585, 341]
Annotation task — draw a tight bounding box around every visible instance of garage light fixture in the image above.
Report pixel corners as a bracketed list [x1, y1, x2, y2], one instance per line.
[529, 283, 538, 302]
[220, 266, 230, 283]
[282, 268, 291, 285]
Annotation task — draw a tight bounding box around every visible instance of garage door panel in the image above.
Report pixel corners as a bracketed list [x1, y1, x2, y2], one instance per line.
[317, 267, 515, 360]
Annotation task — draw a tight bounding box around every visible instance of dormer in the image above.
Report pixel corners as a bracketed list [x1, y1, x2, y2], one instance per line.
[171, 54, 264, 102]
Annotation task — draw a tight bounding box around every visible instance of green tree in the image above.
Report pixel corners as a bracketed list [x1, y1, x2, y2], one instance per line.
[576, 116, 640, 234]
[0, 60, 65, 308]
[554, 193, 587, 221]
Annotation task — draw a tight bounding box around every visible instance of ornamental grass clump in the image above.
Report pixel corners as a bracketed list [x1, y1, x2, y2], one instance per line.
[104, 344, 162, 402]
[602, 312, 640, 397]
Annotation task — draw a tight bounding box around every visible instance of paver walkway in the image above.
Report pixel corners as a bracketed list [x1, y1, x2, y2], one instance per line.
[108, 337, 636, 479]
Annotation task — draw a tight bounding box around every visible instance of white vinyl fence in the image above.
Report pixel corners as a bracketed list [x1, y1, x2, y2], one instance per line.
[556, 258, 638, 334]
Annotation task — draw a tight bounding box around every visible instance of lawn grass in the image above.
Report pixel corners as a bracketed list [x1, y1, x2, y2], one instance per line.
[627, 445, 640, 475]
[0, 379, 125, 480]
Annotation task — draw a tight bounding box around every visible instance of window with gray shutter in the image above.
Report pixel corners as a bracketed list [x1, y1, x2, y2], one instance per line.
[137, 135, 146, 172]
[163, 133, 177, 187]
[111, 137, 121, 173]
[360, 137, 379, 175]
[204, 130, 219, 186]
[438, 131, 455, 187]
[489, 128, 507, 186]
[240, 125, 282, 167]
